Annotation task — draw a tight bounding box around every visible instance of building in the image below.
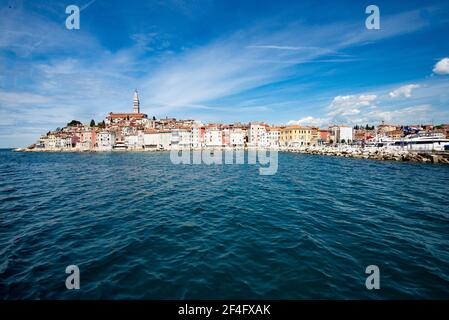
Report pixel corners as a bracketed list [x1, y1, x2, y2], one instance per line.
[267, 127, 280, 147]
[170, 129, 192, 149]
[319, 129, 330, 144]
[353, 129, 375, 142]
[191, 125, 205, 148]
[280, 126, 319, 147]
[61, 136, 72, 149]
[248, 122, 268, 147]
[205, 128, 223, 147]
[79, 128, 97, 149]
[329, 125, 353, 143]
[98, 131, 116, 150]
[133, 89, 140, 113]
[377, 122, 399, 136]
[179, 129, 193, 148]
[125, 131, 145, 149]
[107, 90, 148, 124]
[45, 133, 58, 149]
[385, 129, 403, 140]
[229, 128, 245, 147]
[143, 131, 171, 149]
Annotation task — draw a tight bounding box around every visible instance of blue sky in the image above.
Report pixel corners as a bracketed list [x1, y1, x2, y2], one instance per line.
[1, 0, 449, 147]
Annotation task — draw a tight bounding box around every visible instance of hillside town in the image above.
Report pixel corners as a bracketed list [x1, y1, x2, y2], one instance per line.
[21, 91, 449, 160]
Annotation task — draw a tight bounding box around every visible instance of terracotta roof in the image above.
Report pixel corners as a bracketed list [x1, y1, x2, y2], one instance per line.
[282, 125, 314, 130]
[108, 112, 147, 119]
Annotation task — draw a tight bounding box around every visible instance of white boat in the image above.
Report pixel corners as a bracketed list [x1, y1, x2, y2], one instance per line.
[387, 133, 449, 152]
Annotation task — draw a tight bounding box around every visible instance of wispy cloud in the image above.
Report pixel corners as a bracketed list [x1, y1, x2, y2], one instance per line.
[0, 2, 447, 147]
[389, 84, 421, 98]
[247, 45, 334, 51]
[140, 7, 433, 112]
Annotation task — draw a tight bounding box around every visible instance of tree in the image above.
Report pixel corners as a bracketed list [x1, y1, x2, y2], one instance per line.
[98, 120, 106, 129]
[67, 120, 82, 127]
[90, 119, 96, 127]
[365, 124, 370, 130]
[152, 116, 156, 121]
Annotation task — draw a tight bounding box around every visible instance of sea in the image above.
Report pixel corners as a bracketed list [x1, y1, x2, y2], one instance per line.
[0, 149, 448, 299]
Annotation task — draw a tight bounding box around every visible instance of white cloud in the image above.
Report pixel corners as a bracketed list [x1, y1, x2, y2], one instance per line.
[389, 84, 420, 98]
[0, 4, 442, 147]
[291, 103, 433, 128]
[364, 104, 432, 123]
[140, 7, 433, 112]
[0, 91, 52, 105]
[287, 95, 377, 127]
[287, 116, 327, 127]
[327, 94, 377, 118]
[433, 58, 449, 75]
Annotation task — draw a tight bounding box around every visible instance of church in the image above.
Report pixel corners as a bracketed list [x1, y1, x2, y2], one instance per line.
[107, 90, 148, 123]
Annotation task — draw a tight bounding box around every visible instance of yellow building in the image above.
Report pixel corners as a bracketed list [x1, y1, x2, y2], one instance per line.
[280, 126, 319, 147]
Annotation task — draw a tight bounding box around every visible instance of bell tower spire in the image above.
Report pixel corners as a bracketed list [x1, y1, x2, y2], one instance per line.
[133, 89, 140, 114]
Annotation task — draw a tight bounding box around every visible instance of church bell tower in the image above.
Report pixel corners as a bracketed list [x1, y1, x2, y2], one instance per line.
[133, 89, 140, 114]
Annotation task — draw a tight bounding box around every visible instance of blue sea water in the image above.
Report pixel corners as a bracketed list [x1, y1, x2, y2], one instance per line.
[0, 149, 448, 299]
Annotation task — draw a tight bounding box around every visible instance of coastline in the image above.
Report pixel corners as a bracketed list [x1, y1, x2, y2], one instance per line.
[13, 145, 449, 164]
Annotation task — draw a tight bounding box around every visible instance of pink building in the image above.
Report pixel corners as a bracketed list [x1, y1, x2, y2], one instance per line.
[80, 129, 97, 148]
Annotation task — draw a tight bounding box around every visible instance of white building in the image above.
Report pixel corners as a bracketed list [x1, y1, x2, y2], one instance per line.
[191, 126, 204, 148]
[125, 132, 145, 150]
[266, 128, 280, 148]
[329, 125, 353, 143]
[170, 129, 192, 149]
[61, 137, 72, 149]
[179, 130, 193, 148]
[143, 132, 171, 149]
[45, 135, 58, 149]
[229, 129, 245, 147]
[205, 128, 223, 147]
[98, 131, 116, 150]
[248, 122, 267, 147]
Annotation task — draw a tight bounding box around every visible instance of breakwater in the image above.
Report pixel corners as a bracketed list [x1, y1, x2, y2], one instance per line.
[286, 145, 449, 164]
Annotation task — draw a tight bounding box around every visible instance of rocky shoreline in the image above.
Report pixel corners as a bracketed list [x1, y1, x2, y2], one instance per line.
[287, 145, 449, 164]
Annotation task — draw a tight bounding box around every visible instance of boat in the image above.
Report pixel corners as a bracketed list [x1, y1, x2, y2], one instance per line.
[402, 133, 449, 152]
[383, 132, 449, 152]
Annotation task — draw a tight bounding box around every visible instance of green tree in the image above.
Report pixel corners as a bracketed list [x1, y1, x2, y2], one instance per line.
[90, 119, 96, 127]
[98, 120, 106, 129]
[67, 120, 82, 127]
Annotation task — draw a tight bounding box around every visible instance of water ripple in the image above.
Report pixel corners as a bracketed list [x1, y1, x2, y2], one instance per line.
[0, 150, 449, 299]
